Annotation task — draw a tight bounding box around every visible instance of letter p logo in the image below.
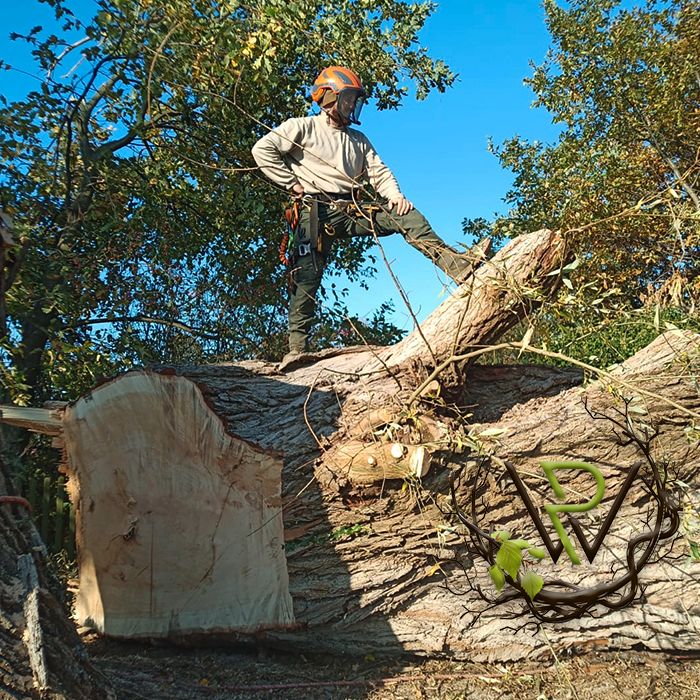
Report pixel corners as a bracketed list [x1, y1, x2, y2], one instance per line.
[541, 461, 606, 565]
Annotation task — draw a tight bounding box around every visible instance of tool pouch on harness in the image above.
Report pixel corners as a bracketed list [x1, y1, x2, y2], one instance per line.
[281, 198, 323, 295]
[282, 198, 322, 262]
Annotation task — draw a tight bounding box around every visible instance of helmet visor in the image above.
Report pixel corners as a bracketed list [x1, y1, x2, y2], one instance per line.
[337, 88, 366, 125]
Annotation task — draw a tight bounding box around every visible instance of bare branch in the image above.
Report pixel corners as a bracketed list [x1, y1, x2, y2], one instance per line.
[46, 36, 90, 82]
[72, 315, 220, 341]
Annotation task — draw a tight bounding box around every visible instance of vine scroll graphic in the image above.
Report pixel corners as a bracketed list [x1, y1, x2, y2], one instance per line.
[452, 408, 682, 622]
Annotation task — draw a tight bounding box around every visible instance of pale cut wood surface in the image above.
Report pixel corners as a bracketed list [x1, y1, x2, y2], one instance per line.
[0, 405, 63, 435]
[61, 371, 294, 637]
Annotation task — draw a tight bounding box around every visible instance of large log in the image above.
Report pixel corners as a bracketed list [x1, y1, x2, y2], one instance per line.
[177, 330, 700, 661]
[4, 228, 700, 661]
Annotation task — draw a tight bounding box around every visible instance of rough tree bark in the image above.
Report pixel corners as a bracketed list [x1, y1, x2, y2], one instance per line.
[0, 463, 115, 699]
[3, 228, 699, 663]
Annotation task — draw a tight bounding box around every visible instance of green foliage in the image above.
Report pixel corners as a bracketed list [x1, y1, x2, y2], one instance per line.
[481, 0, 699, 354]
[527, 546, 547, 560]
[520, 570, 545, 600]
[492, 302, 700, 370]
[0, 0, 453, 405]
[495, 538, 523, 580]
[489, 531, 546, 601]
[488, 563, 506, 591]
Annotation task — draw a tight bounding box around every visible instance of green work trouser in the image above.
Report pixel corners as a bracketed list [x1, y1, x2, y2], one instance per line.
[287, 202, 470, 353]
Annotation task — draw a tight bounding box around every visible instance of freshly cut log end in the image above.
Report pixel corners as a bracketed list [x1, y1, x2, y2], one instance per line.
[326, 439, 432, 484]
[410, 446, 431, 478]
[61, 371, 293, 638]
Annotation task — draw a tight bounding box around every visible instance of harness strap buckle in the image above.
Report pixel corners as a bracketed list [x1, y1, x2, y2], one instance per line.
[298, 242, 311, 256]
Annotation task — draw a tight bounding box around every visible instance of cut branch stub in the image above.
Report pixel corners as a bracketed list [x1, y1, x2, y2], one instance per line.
[325, 439, 431, 484]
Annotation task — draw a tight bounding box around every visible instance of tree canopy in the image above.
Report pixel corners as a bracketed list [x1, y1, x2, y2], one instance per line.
[491, 0, 699, 294]
[1, 0, 453, 405]
[3, 0, 698, 402]
[465, 0, 699, 363]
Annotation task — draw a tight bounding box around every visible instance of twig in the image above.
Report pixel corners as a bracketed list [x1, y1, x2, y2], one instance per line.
[408, 341, 700, 421]
[302, 370, 324, 449]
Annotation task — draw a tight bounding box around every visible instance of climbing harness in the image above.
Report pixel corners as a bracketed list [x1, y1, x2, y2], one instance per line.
[280, 193, 383, 269]
[280, 199, 300, 266]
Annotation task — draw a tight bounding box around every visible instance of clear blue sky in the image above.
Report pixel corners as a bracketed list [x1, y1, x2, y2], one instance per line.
[0, 0, 561, 331]
[356, 0, 561, 329]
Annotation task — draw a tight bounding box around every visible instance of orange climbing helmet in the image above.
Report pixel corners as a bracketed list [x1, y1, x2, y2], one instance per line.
[311, 66, 367, 125]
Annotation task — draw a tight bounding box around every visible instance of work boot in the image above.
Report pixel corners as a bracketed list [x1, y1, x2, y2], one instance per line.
[453, 237, 493, 284]
[278, 343, 308, 372]
[278, 351, 313, 372]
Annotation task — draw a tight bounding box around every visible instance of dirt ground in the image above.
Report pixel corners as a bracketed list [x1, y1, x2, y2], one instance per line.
[87, 636, 700, 700]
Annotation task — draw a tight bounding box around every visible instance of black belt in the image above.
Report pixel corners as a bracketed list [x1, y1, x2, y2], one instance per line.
[311, 190, 361, 205]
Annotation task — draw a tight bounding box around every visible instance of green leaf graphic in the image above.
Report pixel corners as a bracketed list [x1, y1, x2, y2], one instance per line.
[489, 564, 506, 591]
[496, 540, 522, 580]
[521, 571, 544, 600]
[528, 547, 547, 560]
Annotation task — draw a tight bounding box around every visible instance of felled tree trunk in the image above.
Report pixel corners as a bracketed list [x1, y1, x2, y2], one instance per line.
[0, 464, 114, 699]
[4, 229, 700, 662]
[174, 329, 700, 661]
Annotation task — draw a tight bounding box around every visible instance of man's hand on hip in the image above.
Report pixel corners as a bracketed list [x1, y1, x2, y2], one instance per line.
[387, 195, 414, 216]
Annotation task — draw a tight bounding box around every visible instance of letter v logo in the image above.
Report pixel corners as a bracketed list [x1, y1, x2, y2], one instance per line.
[505, 460, 642, 565]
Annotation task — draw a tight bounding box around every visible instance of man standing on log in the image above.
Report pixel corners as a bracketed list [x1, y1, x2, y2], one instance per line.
[252, 66, 489, 366]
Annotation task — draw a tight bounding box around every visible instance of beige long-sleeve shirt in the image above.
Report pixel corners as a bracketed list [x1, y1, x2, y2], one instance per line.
[251, 114, 402, 200]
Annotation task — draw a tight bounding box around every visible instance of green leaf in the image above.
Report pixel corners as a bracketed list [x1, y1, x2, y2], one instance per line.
[479, 427, 508, 438]
[690, 542, 700, 563]
[510, 539, 531, 549]
[527, 547, 547, 560]
[490, 530, 511, 542]
[489, 564, 506, 591]
[496, 540, 523, 580]
[521, 570, 544, 600]
[562, 257, 580, 272]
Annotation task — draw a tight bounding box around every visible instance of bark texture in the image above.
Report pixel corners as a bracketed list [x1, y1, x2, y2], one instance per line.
[0, 465, 114, 699]
[176, 330, 700, 661]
